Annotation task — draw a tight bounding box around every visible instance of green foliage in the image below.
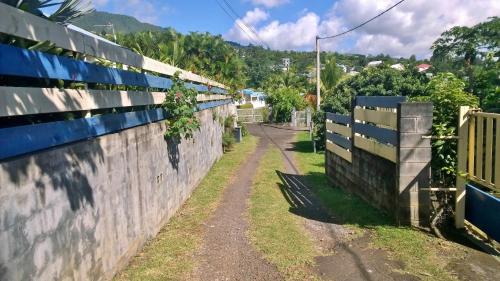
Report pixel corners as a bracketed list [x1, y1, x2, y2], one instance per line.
[74, 11, 164, 34]
[266, 87, 306, 123]
[163, 73, 200, 139]
[1, 0, 94, 24]
[431, 17, 499, 110]
[237, 121, 249, 137]
[222, 132, 235, 152]
[413, 73, 479, 185]
[260, 107, 270, 123]
[117, 31, 247, 90]
[238, 103, 254, 109]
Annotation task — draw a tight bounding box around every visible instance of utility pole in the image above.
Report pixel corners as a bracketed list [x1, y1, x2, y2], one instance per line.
[315, 36, 321, 111]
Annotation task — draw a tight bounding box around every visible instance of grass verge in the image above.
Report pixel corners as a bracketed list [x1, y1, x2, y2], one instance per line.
[114, 135, 258, 281]
[249, 145, 318, 281]
[293, 132, 459, 281]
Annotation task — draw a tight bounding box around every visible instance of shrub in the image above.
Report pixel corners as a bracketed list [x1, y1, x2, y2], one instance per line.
[413, 72, 479, 186]
[237, 121, 249, 137]
[238, 103, 254, 109]
[222, 131, 235, 152]
[163, 73, 200, 139]
[266, 87, 305, 122]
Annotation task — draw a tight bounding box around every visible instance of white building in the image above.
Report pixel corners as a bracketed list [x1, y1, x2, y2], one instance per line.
[234, 89, 267, 109]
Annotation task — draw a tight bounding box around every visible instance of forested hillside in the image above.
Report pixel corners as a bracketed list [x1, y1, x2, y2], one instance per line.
[73, 11, 163, 34]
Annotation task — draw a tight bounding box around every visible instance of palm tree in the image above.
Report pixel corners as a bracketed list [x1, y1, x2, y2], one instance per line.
[1, 0, 94, 24]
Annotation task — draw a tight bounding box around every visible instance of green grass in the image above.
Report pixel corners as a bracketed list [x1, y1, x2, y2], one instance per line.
[249, 146, 319, 281]
[293, 132, 458, 281]
[114, 135, 258, 281]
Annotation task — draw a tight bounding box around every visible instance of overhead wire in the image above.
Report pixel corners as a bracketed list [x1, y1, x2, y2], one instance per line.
[214, 0, 262, 46]
[319, 0, 408, 40]
[220, 0, 271, 49]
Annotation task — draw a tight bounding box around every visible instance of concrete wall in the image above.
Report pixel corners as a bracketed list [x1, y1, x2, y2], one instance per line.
[325, 102, 432, 226]
[0, 104, 235, 281]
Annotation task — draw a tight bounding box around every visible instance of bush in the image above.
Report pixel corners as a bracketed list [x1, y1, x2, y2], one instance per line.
[237, 121, 249, 137]
[413, 73, 479, 186]
[266, 87, 305, 122]
[238, 103, 254, 109]
[222, 131, 235, 152]
[261, 107, 270, 123]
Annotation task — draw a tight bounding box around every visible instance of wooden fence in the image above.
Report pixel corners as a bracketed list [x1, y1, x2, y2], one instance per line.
[326, 96, 406, 164]
[0, 3, 231, 161]
[455, 107, 499, 241]
[326, 112, 352, 162]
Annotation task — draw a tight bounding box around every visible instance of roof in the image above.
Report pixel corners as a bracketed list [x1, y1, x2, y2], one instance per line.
[242, 89, 266, 98]
[367, 61, 383, 66]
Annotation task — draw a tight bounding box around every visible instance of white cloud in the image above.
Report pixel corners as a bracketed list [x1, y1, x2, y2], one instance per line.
[248, 0, 290, 8]
[226, 0, 499, 57]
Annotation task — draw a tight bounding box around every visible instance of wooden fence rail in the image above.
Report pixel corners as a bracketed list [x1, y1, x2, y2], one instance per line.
[0, 4, 231, 161]
[325, 113, 352, 163]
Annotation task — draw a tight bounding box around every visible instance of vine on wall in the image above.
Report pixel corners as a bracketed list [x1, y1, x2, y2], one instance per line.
[163, 73, 200, 139]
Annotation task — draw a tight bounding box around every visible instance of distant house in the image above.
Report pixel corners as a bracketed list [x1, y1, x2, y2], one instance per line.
[417, 63, 432, 72]
[367, 60, 383, 67]
[390, 63, 405, 71]
[235, 89, 267, 108]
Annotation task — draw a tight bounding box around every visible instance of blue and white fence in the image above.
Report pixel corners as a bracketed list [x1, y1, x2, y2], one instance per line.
[0, 3, 231, 161]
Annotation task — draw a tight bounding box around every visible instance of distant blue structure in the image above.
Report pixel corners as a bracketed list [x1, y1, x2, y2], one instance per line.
[236, 89, 267, 108]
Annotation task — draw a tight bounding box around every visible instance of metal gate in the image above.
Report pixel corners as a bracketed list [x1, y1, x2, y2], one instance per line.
[455, 106, 499, 241]
[236, 108, 264, 123]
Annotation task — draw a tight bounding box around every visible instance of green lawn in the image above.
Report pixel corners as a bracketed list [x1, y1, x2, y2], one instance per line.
[114, 135, 258, 281]
[249, 146, 319, 281]
[293, 132, 459, 281]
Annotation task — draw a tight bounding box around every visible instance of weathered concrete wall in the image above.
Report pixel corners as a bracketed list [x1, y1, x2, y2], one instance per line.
[326, 102, 432, 226]
[0, 104, 235, 281]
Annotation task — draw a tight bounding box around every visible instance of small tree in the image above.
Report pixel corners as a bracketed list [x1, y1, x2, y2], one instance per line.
[413, 73, 479, 186]
[266, 87, 306, 123]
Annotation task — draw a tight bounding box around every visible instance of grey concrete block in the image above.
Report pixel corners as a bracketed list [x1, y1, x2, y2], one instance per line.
[399, 133, 431, 148]
[398, 102, 433, 117]
[399, 162, 431, 177]
[399, 117, 417, 133]
[399, 148, 432, 163]
[417, 116, 433, 133]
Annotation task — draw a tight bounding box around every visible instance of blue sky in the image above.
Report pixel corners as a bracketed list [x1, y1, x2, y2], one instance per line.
[92, 0, 499, 57]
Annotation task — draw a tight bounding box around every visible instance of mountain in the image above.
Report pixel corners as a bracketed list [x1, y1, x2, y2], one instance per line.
[73, 11, 163, 34]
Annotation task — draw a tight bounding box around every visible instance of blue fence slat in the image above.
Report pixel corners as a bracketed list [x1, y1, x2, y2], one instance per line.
[355, 96, 407, 108]
[326, 131, 351, 149]
[0, 108, 168, 160]
[353, 123, 397, 146]
[211, 87, 227, 94]
[465, 184, 500, 242]
[326, 112, 351, 125]
[197, 99, 232, 111]
[0, 44, 176, 89]
[0, 99, 232, 161]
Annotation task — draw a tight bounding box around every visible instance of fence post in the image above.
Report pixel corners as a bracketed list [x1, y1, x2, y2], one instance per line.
[397, 102, 433, 227]
[455, 106, 470, 228]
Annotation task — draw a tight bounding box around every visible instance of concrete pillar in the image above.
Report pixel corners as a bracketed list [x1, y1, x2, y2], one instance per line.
[397, 102, 433, 227]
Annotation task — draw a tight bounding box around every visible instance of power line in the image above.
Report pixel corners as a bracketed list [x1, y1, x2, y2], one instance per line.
[220, 0, 270, 49]
[214, 0, 261, 46]
[319, 0, 408, 40]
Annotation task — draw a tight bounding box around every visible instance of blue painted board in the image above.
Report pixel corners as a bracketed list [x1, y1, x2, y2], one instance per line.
[355, 96, 407, 108]
[0, 99, 232, 161]
[326, 131, 351, 149]
[353, 123, 397, 146]
[465, 184, 500, 242]
[326, 112, 351, 125]
[0, 44, 227, 94]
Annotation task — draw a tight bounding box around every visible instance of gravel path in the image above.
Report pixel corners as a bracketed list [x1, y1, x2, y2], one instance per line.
[191, 129, 282, 281]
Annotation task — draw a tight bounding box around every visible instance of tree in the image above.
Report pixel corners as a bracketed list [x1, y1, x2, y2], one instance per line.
[266, 87, 306, 122]
[0, 0, 94, 23]
[431, 17, 499, 109]
[413, 73, 479, 186]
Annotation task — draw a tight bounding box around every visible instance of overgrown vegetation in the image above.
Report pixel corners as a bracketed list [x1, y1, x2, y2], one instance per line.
[163, 73, 200, 139]
[114, 135, 258, 281]
[293, 132, 462, 281]
[266, 87, 306, 122]
[222, 115, 236, 152]
[249, 146, 318, 280]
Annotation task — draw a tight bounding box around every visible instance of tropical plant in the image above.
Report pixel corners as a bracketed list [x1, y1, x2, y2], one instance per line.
[413, 73, 479, 186]
[1, 0, 94, 24]
[266, 87, 306, 122]
[163, 73, 200, 139]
